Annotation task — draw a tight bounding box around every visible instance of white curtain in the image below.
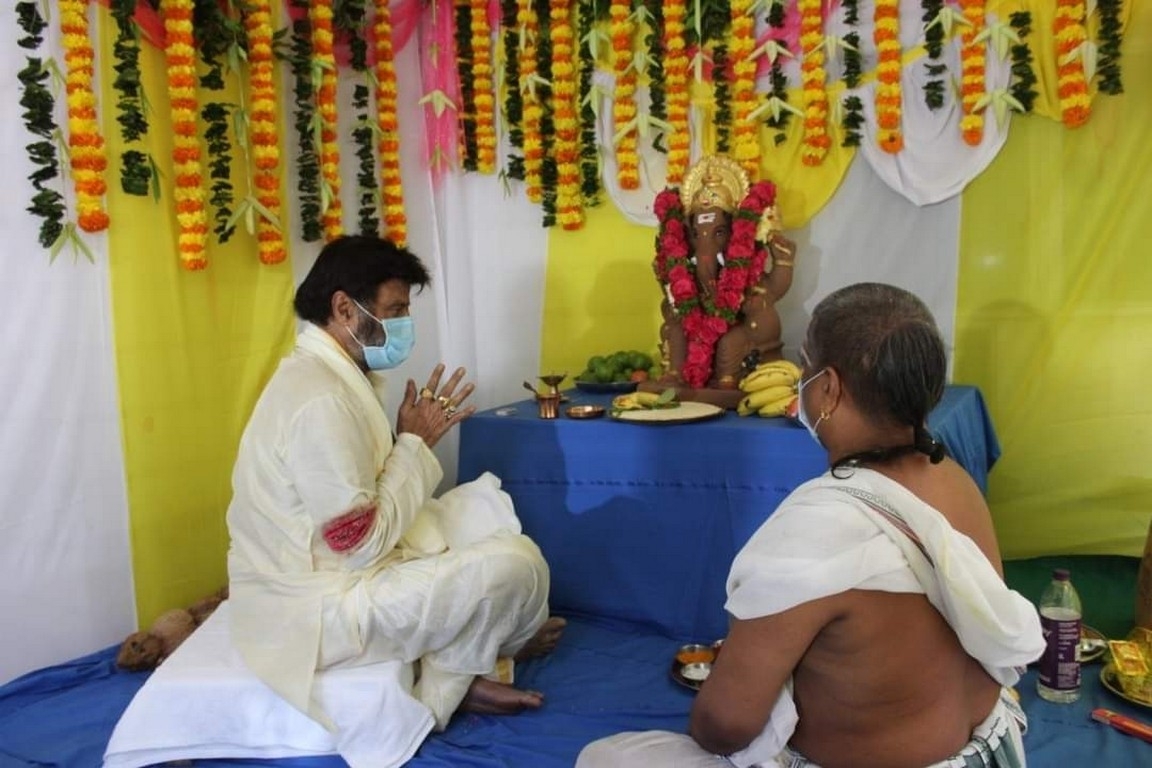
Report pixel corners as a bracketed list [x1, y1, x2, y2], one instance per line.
[0, 5, 135, 684]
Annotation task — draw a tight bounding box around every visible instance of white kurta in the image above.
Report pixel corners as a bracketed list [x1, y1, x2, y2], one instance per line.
[227, 324, 549, 732]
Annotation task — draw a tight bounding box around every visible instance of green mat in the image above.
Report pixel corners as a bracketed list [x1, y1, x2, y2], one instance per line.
[1004, 555, 1140, 640]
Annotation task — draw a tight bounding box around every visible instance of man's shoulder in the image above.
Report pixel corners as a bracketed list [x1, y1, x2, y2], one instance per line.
[254, 351, 355, 417]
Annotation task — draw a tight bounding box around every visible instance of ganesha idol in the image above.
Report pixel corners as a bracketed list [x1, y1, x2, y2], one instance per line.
[649, 154, 797, 404]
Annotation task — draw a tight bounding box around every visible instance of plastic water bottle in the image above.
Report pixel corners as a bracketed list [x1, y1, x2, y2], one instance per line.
[1037, 568, 1082, 703]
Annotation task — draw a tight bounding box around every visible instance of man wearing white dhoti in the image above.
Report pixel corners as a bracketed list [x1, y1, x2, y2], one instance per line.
[578, 283, 1045, 768]
[226, 236, 564, 744]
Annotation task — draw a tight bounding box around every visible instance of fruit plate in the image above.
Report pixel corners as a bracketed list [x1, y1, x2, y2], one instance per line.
[612, 402, 724, 425]
[1100, 664, 1152, 709]
[575, 381, 639, 394]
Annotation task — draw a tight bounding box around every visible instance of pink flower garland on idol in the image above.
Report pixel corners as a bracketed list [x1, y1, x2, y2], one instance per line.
[653, 181, 776, 388]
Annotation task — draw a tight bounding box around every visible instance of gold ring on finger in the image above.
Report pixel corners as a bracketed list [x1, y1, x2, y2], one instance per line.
[420, 387, 435, 400]
[437, 395, 451, 408]
[444, 405, 457, 417]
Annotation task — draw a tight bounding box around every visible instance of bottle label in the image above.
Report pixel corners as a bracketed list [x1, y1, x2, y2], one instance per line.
[1039, 614, 1081, 691]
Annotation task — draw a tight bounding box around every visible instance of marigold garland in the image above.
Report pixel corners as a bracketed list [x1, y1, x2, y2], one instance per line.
[873, 0, 904, 154]
[610, 0, 639, 191]
[518, 0, 544, 203]
[653, 180, 775, 389]
[16, 2, 66, 249]
[310, 0, 344, 239]
[959, 0, 986, 146]
[160, 0, 207, 269]
[729, 0, 760, 179]
[549, 0, 582, 229]
[798, 0, 829, 166]
[663, 0, 691, 185]
[471, 0, 497, 174]
[1053, 0, 1090, 128]
[243, 0, 286, 265]
[374, 0, 407, 246]
[60, 0, 109, 234]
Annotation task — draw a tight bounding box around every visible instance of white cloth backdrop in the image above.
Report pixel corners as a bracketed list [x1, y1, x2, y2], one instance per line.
[1, 5, 959, 682]
[0, 6, 136, 684]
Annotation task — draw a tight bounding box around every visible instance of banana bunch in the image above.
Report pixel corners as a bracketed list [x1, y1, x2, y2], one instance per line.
[737, 360, 802, 418]
[612, 389, 677, 412]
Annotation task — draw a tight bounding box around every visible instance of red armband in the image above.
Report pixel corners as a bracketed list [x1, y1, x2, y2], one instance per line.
[321, 502, 378, 553]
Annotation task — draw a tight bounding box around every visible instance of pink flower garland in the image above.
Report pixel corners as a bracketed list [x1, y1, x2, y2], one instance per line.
[653, 181, 776, 388]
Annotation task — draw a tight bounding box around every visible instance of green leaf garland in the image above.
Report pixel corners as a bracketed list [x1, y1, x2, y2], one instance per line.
[289, 0, 322, 241]
[335, 0, 380, 235]
[110, 0, 154, 196]
[840, 0, 863, 147]
[1096, 0, 1124, 96]
[455, 0, 479, 173]
[765, 2, 790, 145]
[16, 2, 65, 248]
[533, 0, 557, 227]
[644, 0, 668, 153]
[1008, 12, 1037, 114]
[501, 0, 525, 180]
[194, 0, 244, 243]
[920, 0, 946, 110]
[577, 0, 601, 206]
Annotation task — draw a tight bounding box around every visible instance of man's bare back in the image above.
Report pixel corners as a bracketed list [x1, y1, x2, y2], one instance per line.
[690, 457, 1007, 765]
[790, 457, 1003, 767]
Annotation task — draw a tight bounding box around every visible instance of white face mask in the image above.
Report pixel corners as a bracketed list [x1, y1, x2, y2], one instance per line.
[796, 368, 827, 445]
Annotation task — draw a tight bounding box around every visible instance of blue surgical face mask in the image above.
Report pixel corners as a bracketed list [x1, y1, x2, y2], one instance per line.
[796, 368, 827, 444]
[349, 300, 415, 370]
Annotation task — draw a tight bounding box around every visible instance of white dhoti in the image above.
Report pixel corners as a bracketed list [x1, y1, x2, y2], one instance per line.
[577, 688, 1026, 768]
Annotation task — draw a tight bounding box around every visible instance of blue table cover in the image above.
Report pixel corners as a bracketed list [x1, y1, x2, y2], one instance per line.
[459, 385, 1001, 641]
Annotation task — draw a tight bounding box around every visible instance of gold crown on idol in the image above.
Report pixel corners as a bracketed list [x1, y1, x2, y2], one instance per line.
[680, 154, 750, 216]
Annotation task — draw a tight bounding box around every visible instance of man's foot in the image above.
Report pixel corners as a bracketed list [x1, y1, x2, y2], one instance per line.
[514, 616, 567, 661]
[459, 677, 543, 715]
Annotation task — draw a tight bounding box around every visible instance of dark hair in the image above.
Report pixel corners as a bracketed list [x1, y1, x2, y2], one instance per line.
[293, 236, 431, 324]
[805, 283, 948, 474]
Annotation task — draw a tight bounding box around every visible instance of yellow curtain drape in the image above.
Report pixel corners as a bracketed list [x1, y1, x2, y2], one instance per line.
[957, 1, 1152, 558]
[98, 8, 296, 625]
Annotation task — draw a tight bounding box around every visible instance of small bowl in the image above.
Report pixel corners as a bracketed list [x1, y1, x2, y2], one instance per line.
[676, 643, 715, 665]
[680, 661, 712, 682]
[566, 404, 606, 420]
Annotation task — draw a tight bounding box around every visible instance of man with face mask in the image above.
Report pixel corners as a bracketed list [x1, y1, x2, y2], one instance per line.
[226, 236, 565, 750]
